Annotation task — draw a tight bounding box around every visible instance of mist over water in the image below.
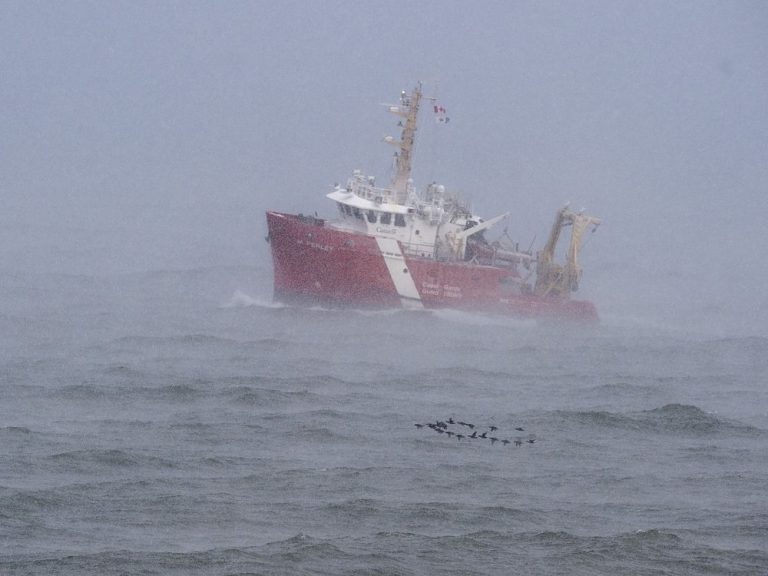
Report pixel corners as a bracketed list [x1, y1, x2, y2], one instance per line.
[2, 1, 767, 574]
[2, 0, 767, 335]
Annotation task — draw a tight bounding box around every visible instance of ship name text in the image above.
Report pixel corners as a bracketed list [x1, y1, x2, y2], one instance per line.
[298, 239, 334, 252]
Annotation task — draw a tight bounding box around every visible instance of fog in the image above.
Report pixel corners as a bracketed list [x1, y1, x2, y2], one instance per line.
[2, 0, 766, 336]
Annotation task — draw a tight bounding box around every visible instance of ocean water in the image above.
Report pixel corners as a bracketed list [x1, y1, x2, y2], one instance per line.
[1, 265, 767, 575]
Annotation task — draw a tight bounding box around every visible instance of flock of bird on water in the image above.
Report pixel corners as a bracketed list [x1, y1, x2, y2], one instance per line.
[415, 418, 536, 447]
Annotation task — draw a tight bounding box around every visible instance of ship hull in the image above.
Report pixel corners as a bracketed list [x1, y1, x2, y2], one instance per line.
[266, 211, 598, 321]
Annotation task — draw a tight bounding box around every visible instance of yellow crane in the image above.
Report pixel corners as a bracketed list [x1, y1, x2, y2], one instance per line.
[534, 205, 601, 298]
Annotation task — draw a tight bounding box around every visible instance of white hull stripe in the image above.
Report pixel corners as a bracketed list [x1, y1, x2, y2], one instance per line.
[375, 237, 424, 309]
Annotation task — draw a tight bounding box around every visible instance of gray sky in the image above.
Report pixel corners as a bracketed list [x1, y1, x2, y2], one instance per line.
[1, 1, 766, 334]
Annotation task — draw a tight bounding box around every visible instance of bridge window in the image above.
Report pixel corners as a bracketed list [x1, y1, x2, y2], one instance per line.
[353, 207, 363, 220]
[380, 212, 392, 225]
[367, 210, 377, 223]
[395, 214, 406, 227]
[337, 203, 344, 214]
[343, 204, 352, 215]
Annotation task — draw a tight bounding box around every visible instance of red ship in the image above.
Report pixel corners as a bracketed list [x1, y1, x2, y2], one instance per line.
[266, 85, 601, 321]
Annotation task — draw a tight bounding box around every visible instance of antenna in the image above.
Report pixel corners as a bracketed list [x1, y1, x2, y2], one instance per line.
[526, 234, 537, 254]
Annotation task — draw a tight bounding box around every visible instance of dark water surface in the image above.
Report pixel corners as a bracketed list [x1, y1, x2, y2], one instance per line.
[2, 267, 767, 575]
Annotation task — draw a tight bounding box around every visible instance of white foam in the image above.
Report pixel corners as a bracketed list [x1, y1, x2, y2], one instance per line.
[220, 290, 285, 309]
[429, 308, 538, 328]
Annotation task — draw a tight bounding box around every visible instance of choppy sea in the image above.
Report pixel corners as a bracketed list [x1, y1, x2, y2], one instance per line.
[1, 265, 767, 575]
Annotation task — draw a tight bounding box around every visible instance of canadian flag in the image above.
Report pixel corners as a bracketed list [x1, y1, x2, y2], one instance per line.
[433, 104, 450, 124]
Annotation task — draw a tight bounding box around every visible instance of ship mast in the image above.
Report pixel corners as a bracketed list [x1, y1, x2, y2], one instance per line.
[385, 84, 422, 205]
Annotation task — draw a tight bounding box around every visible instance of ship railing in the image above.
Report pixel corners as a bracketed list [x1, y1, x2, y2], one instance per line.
[348, 176, 395, 205]
[401, 241, 438, 259]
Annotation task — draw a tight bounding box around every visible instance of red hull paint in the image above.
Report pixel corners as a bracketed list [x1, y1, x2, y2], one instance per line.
[266, 211, 598, 321]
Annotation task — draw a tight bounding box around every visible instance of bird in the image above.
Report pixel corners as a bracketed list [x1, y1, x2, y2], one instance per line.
[413, 417, 536, 449]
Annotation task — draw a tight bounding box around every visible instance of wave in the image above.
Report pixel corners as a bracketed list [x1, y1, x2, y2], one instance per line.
[322, 498, 381, 518]
[697, 335, 768, 359]
[240, 336, 295, 351]
[220, 289, 285, 309]
[642, 403, 760, 434]
[400, 503, 540, 527]
[110, 333, 238, 347]
[558, 403, 762, 435]
[5, 528, 767, 575]
[0, 490, 68, 514]
[50, 381, 209, 403]
[430, 307, 538, 328]
[294, 425, 344, 441]
[101, 364, 146, 378]
[429, 365, 518, 383]
[0, 425, 32, 435]
[49, 383, 107, 400]
[515, 527, 682, 548]
[45, 449, 176, 470]
[229, 298, 541, 327]
[157, 383, 202, 399]
[598, 312, 697, 335]
[583, 381, 661, 397]
[222, 386, 316, 406]
[709, 335, 768, 348]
